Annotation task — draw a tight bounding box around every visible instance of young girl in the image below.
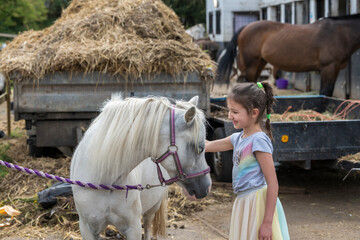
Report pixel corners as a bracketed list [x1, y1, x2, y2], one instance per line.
[206, 82, 290, 240]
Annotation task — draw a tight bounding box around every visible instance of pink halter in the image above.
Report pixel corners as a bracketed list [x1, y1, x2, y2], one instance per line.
[152, 105, 210, 186]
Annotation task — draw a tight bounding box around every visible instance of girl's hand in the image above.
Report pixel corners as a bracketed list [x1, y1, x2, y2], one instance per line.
[204, 136, 232, 152]
[259, 221, 272, 240]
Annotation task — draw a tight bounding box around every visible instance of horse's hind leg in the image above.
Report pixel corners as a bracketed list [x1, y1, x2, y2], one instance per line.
[320, 64, 340, 96]
[255, 59, 267, 82]
[244, 59, 267, 83]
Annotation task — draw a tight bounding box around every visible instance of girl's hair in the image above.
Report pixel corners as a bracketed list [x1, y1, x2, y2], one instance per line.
[227, 81, 275, 139]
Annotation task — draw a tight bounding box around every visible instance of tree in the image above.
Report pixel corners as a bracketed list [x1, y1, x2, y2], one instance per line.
[162, 0, 206, 28]
[43, 0, 71, 27]
[0, 0, 48, 33]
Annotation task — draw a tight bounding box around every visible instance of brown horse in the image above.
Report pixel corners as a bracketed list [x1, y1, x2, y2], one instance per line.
[217, 14, 360, 96]
[194, 37, 219, 61]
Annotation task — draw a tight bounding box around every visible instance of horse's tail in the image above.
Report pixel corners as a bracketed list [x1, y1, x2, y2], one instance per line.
[152, 189, 168, 237]
[216, 26, 246, 83]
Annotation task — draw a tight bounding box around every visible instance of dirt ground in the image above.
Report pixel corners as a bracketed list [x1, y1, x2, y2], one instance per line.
[166, 165, 360, 240]
[1, 89, 360, 240]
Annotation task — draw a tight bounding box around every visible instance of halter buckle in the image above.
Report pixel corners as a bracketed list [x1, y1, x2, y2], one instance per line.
[180, 173, 187, 180]
[168, 145, 178, 152]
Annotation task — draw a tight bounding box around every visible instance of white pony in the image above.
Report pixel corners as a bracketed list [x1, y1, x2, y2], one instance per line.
[70, 95, 211, 240]
[0, 72, 5, 94]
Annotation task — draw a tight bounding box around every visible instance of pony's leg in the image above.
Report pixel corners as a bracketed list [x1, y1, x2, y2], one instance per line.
[115, 218, 142, 240]
[320, 64, 340, 96]
[73, 188, 108, 240]
[143, 210, 156, 240]
[78, 214, 105, 240]
[112, 197, 142, 240]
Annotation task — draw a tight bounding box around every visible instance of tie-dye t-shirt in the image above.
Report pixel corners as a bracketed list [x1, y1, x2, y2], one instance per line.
[230, 131, 273, 194]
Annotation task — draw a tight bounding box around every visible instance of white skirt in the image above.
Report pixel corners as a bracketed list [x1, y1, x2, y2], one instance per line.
[229, 186, 290, 240]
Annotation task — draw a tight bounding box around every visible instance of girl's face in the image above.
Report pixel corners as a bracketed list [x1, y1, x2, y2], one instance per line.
[227, 98, 256, 129]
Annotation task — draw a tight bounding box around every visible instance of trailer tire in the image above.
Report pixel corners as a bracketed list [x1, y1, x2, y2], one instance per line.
[27, 136, 62, 158]
[27, 136, 46, 157]
[211, 127, 233, 182]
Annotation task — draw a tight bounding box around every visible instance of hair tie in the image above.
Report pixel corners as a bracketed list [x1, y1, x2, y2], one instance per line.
[257, 82, 263, 89]
[266, 114, 271, 120]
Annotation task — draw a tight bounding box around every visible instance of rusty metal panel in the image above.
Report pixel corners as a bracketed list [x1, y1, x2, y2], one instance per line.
[350, 49, 360, 99]
[14, 71, 211, 117]
[36, 120, 89, 147]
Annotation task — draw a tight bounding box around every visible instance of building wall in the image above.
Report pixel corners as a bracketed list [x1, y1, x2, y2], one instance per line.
[206, 0, 360, 99]
[256, 0, 360, 99]
[206, 0, 259, 44]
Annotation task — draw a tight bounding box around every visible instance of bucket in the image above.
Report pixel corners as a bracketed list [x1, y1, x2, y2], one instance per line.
[276, 78, 288, 89]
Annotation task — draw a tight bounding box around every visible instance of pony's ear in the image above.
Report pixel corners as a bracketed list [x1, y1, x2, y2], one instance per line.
[189, 96, 199, 106]
[185, 106, 196, 124]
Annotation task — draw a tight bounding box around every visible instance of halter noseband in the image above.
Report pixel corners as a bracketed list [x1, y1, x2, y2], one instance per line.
[151, 105, 210, 187]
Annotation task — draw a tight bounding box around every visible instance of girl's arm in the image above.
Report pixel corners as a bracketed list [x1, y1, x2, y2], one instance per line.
[205, 136, 233, 152]
[255, 151, 279, 240]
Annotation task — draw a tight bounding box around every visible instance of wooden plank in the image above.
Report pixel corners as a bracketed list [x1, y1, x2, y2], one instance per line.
[0, 92, 6, 105]
[0, 33, 16, 38]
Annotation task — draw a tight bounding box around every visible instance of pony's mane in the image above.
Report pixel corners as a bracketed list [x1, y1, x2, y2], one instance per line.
[327, 13, 360, 20]
[85, 95, 205, 184]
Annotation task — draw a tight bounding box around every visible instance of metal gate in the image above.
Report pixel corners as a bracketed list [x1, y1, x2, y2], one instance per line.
[233, 13, 258, 33]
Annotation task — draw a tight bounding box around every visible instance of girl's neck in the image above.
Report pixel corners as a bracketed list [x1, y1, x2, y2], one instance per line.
[242, 124, 262, 138]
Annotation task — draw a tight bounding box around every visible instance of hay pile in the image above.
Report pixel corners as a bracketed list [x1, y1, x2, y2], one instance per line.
[210, 109, 341, 122]
[270, 110, 339, 122]
[0, 0, 215, 81]
[338, 152, 360, 163]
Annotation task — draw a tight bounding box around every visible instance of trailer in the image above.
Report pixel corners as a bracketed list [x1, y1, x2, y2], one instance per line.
[14, 73, 360, 180]
[206, 95, 360, 182]
[13, 71, 211, 156]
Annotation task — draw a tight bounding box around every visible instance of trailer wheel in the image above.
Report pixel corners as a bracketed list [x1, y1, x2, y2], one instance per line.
[27, 136, 62, 158]
[211, 127, 233, 182]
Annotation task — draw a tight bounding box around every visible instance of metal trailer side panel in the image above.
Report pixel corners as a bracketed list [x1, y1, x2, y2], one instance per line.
[272, 120, 360, 162]
[208, 96, 360, 168]
[13, 71, 210, 149]
[14, 71, 210, 119]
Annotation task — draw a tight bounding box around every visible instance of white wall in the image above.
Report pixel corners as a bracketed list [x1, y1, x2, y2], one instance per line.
[206, 0, 259, 42]
[207, 0, 360, 44]
[259, 0, 294, 7]
[309, 0, 316, 22]
[350, 0, 360, 14]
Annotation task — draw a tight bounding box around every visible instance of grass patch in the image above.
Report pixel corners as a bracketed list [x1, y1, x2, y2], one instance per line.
[10, 127, 26, 138]
[0, 143, 12, 178]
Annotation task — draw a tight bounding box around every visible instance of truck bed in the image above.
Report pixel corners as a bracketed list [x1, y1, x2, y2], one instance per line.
[209, 95, 360, 169]
[272, 96, 360, 168]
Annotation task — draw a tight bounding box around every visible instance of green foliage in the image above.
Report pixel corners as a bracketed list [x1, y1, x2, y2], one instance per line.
[10, 127, 26, 138]
[41, 0, 71, 27]
[46, 0, 71, 19]
[0, 0, 203, 34]
[163, 0, 206, 28]
[0, 143, 11, 178]
[0, 0, 48, 33]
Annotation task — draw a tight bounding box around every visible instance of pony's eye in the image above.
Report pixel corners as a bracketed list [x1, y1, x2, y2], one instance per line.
[198, 146, 204, 154]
